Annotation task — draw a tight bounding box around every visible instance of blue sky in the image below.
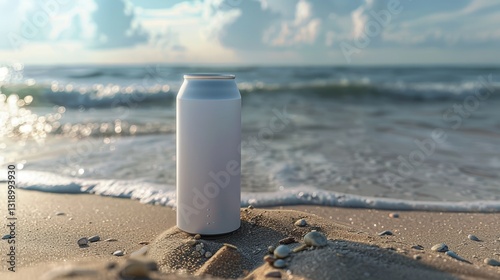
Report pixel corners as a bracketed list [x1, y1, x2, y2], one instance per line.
[1, 0, 499, 65]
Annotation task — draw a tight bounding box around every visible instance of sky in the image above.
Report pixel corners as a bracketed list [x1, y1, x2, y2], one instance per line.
[0, 0, 499, 66]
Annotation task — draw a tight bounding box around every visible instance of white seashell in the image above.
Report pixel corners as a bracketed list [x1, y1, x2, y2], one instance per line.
[113, 250, 124, 256]
[431, 243, 448, 252]
[304, 231, 327, 247]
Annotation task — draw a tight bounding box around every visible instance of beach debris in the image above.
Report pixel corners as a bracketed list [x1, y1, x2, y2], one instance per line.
[77, 237, 88, 246]
[119, 259, 151, 278]
[130, 246, 149, 258]
[268, 245, 276, 254]
[431, 243, 449, 252]
[104, 238, 117, 242]
[468, 234, 480, 241]
[279, 236, 296, 244]
[2, 234, 12, 240]
[378, 230, 393, 236]
[389, 213, 399, 218]
[445, 251, 471, 263]
[273, 259, 286, 268]
[484, 258, 500, 266]
[294, 218, 307, 227]
[247, 205, 254, 209]
[304, 231, 327, 247]
[55, 212, 65, 216]
[194, 234, 201, 240]
[413, 255, 422, 260]
[274, 245, 291, 259]
[265, 270, 282, 278]
[264, 255, 275, 264]
[293, 244, 309, 253]
[88, 235, 100, 242]
[113, 250, 124, 256]
[139, 241, 150, 245]
[411, 245, 424, 250]
[205, 251, 213, 258]
[186, 240, 198, 246]
[223, 243, 238, 250]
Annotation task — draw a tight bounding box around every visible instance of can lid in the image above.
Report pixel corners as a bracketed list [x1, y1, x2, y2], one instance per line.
[184, 73, 235, 79]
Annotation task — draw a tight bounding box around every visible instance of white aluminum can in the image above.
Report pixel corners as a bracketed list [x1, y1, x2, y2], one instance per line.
[176, 74, 241, 235]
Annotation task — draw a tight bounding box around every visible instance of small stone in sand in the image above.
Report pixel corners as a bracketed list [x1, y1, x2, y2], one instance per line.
[268, 246, 275, 254]
[304, 231, 327, 247]
[279, 237, 296, 244]
[139, 241, 150, 245]
[88, 235, 100, 242]
[2, 234, 12, 240]
[55, 212, 65, 216]
[195, 244, 203, 252]
[205, 251, 212, 258]
[411, 245, 424, 250]
[194, 234, 201, 240]
[247, 205, 254, 209]
[431, 243, 449, 252]
[484, 258, 500, 266]
[293, 244, 309, 253]
[113, 250, 124, 256]
[186, 240, 198, 246]
[389, 213, 399, 218]
[274, 245, 291, 259]
[77, 237, 88, 246]
[378, 230, 393, 236]
[468, 234, 480, 241]
[265, 270, 282, 278]
[294, 218, 307, 227]
[192, 251, 202, 258]
[273, 259, 286, 268]
[445, 251, 470, 263]
[104, 238, 117, 242]
[413, 255, 422, 260]
[264, 255, 275, 264]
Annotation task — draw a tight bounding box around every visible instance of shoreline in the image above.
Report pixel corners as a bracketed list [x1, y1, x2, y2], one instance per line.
[0, 188, 499, 279]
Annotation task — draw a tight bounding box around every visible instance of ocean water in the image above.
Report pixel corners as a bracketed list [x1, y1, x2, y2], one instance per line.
[1, 65, 500, 212]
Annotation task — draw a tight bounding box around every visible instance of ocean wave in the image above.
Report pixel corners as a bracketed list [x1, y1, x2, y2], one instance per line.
[7, 170, 500, 213]
[1, 79, 498, 109]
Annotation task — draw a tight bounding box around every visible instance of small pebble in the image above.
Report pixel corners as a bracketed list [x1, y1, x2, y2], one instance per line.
[2, 234, 12, 240]
[191, 251, 202, 258]
[378, 230, 393, 236]
[431, 243, 449, 252]
[265, 270, 282, 278]
[268, 246, 275, 254]
[139, 241, 150, 245]
[413, 255, 422, 260]
[304, 231, 327, 247]
[468, 234, 480, 241]
[55, 212, 65, 216]
[411, 245, 424, 250]
[389, 213, 399, 218]
[293, 244, 309, 253]
[273, 259, 286, 268]
[194, 234, 201, 240]
[186, 240, 198, 246]
[279, 237, 296, 244]
[205, 251, 212, 258]
[104, 238, 117, 242]
[88, 235, 100, 242]
[195, 244, 202, 252]
[274, 245, 291, 259]
[445, 251, 470, 263]
[77, 237, 88, 246]
[113, 250, 124, 256]
[484, 258, 500, 266]
[294, 219, 307, 227]
[247, 205, 254, 209]
[200, 249, 205, 255]
[264, 255, 275, 264]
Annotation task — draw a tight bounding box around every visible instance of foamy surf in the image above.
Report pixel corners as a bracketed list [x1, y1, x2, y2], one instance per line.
[4, 170, 500, 213]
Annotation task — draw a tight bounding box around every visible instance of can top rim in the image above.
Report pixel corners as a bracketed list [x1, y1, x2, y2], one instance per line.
[183, 73, 235, 79]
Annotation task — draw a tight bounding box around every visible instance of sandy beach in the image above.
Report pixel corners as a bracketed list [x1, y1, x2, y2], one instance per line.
[0, 187, 499, 279]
